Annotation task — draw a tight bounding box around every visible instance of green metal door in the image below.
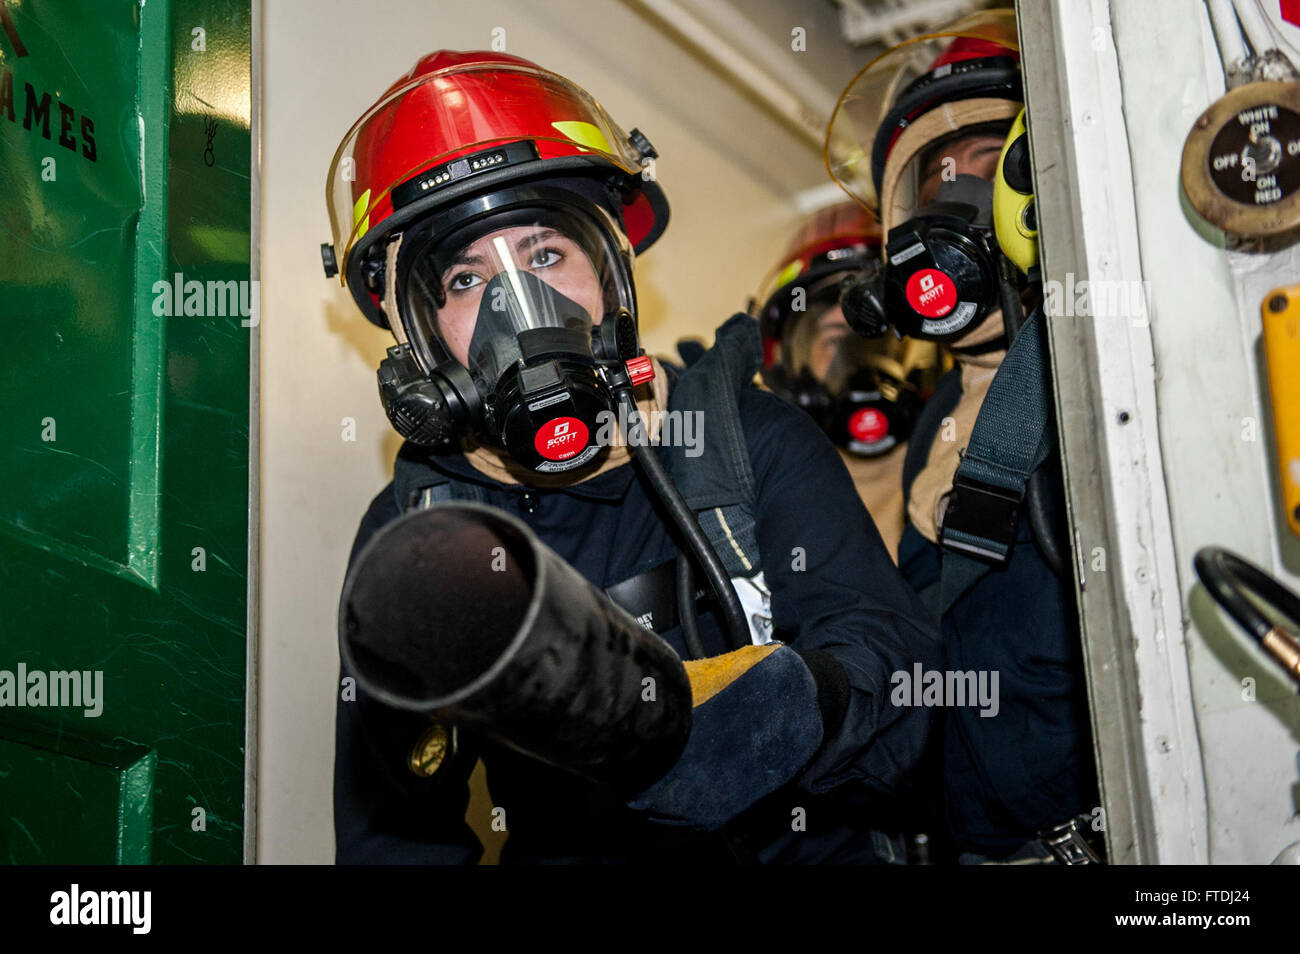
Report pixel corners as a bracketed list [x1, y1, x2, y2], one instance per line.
[0, 0, 253, 864]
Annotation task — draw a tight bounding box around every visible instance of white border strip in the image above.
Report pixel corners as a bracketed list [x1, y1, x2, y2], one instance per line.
[244, 0, 262, 866]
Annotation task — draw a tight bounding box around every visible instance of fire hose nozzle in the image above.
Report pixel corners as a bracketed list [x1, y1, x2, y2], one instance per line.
[339, 501, 693, 793]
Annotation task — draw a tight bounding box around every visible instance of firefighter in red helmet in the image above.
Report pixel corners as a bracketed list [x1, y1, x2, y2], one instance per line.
[326, 51, 668, 329]
[325, 51, 941, 864]
[756, 201, 942, 561]
[827, 10, 1102, 863]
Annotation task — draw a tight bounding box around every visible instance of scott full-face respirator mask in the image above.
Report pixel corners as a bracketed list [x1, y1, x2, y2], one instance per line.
[321, 50, 672, 475]
[840, 124, 1035, 347]
[375, 185, 654, 474]
[760, 273, 925, 457]
[757, 201, 932, 456]
[823, 9, 1037, 346]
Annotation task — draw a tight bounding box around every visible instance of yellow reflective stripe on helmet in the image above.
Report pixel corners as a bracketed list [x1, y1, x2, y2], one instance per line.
[774, 259, 804, 290]
[551, 120, 613, 155]
[352, 188, 372, 240]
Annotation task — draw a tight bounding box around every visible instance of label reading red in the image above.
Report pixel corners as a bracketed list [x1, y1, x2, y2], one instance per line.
[848, 407, 889, 445]
[905, 268, 957, 318]
[535, 416, 589, 461]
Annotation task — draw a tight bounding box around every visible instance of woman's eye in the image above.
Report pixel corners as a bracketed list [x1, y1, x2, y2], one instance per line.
[528, 247, 561, 269]
[445, 271, 483, 293]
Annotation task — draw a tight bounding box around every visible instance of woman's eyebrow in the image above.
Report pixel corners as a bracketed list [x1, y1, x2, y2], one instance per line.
[448, 251, 486, 269]
[515, 229, 562, 253]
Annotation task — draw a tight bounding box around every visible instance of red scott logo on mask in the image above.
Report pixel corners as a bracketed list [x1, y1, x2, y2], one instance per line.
[905, 268, 956, 318]
[535, 416, 589, 461]
[848, 407, 889, 445]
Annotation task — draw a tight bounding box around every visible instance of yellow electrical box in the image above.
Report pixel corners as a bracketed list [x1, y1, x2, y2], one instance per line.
[1263, 285, 1300, 537]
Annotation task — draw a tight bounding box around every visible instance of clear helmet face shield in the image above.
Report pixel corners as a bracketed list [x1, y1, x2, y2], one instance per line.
[878, 114, 1019, 241]
[776, 288, 923, 456]
[823, 8, 1020, 212]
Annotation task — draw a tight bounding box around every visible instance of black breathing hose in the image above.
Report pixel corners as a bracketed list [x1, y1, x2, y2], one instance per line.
[675, 556, 707, 661]
[614, 387, 751, 651]
[1026, 467, 1068, 579]
[997, 254, 1026, 340]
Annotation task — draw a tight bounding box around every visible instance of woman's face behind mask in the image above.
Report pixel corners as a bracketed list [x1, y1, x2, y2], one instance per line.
[430, 225, 605, 368]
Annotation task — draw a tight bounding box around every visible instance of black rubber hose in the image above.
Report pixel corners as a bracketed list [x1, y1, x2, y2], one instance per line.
[676, 555, 707, 661]
[997, 253, 1026, 340]
[1194, 546, 1300, 643]
[615, 387, 751, 651]
[1027, 467, 1068, 579]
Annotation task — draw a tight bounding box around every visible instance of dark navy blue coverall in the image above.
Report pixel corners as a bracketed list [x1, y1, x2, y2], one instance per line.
[335, 385, 943, 864]
[898, 367, 1098, 860]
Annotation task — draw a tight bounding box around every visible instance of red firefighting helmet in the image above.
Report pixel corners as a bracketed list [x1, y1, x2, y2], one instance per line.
[755, 201, 882, 365]
[325, 50, 669, 326]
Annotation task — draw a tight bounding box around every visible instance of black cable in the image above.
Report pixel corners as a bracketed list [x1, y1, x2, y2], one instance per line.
[615, 387, 751, 651]
[1194, 546, 1300, 643]
[1026, 467, 1068, 579]
[676, 554, 707, 661]
[675, 545, 757, 868]
[997, 253, 1026, 340]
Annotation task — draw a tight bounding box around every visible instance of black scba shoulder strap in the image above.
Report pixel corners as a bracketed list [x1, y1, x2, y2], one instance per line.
[392, 443, 485, 512]
[904, 306, 1055, 616]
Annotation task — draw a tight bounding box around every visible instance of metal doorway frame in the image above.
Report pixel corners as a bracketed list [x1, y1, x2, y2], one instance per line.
[1016, 0, 1210, 864]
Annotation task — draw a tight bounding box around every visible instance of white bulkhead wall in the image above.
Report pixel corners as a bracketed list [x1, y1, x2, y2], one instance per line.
[1024, 0, 1300, 863]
